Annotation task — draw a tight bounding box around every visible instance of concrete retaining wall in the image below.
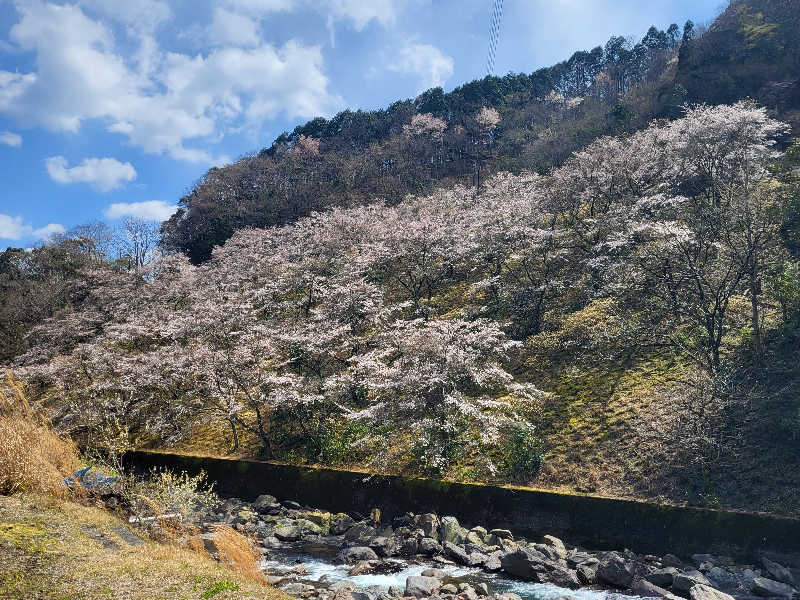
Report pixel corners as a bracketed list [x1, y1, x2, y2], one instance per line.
[127, 450, 800, 563]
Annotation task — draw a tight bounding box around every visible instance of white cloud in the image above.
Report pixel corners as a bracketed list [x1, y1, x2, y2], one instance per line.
[390, 41, 454, 91]
[0, 131, 22, 147]
[0, 214, 64, 241]
[208, 8, 261, 47]
[45, 156, 137, 192]
[79, 0, 171, 33]
[326, 0, 400, 30]
[105, 200, 177, 221]
[0, 1, 339, 163]
[222, 0, 401, 29]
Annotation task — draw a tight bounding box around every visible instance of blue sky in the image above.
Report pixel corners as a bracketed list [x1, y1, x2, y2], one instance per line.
[0, 0, 724, 249]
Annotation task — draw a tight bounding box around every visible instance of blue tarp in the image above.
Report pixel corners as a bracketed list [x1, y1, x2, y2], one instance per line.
[64, 466, 117, 489]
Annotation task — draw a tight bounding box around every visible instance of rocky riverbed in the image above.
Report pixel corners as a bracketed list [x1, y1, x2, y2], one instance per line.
[194, 494, 799, 600]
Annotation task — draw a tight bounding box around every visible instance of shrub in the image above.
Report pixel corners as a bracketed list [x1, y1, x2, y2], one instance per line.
[127, 468, 219, 524]
[504, 424, 545, 480]
[0, 373, 79, 497]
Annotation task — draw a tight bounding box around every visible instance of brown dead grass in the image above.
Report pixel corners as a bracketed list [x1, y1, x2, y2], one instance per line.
[186, 524, 266, 583]
[0, 373, 80, 497]
[0, 494, 288, 600]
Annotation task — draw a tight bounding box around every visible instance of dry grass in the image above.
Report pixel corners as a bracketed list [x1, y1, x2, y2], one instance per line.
[0, 494, 289, 600]
[0, 373, 80, 497]
[186, 524, 266, 583]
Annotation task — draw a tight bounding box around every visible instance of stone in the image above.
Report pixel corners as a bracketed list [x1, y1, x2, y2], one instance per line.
[443, 541, 471, 565]
[663, 555, 684, 568]
[533, 544, 564, 563]
[501, 547, 549, 580]
[398, 538, 417, 556]
[673, 570, 713, 593]
[405, 576, 442, 598]
[459, 588, 479, 600]
[296, 518, 325, 536]
[468, 552, 490, 567]
[761, 558, 796, 586]
[440, 517, 467, 545]
[274, 525, 302, 541]
[692, 555, 717, 567]
[235, 509, 258, 524]
[370, 537, 397, 558]
[541, 535, 568, 560]
[470, 527, 488, 542]
[337, 546, 379, 564]
[474, 584, 489, 597]
[253, 494, 277, 510]
[331, 514, 357, 535]
[633, 578, 682, 600]
[415, 514, 441, 539]
[421, 568, 447, 579]
[387, 587, 403, 598]
[441, 584, 459, 594]
[577, 562, 598, 585]
[283, 500, 302, 510]
[330, 581, 358, 592]
[489, 529, 513, 540]
[420, 537, 443, 556]
[751, 577, 796, 598]
[646, 567, 679, 587]
[706, 567, 740, 592]
[596, 554, 636, 588]
[484, 552, 503, 572]
[567, 552, 596, 567]
[465, 531, 487, 547]
[690, 584, 736, 600]
[345, 523, 378, 544]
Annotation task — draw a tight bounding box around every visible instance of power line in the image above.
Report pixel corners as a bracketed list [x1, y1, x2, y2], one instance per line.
[487, 0, 504, 77]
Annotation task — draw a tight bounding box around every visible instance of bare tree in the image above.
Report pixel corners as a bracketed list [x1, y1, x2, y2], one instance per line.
[118, 217, 160, 272]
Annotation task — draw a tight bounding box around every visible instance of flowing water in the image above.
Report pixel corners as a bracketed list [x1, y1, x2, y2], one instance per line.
[261, 542, 640, 600]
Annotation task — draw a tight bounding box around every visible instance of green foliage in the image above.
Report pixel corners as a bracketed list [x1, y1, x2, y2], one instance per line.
[411, 422, 469, 476]
[201, 580, 240, 599]
[503, 424, 545, 480]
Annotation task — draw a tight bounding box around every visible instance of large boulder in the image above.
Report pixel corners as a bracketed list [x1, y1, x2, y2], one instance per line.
[421, 568, 447, 579]
[370, 536, 398, 558]
[632, 578, 682, 600]
[345, 522, 378, 544]
[440, 516, 468, 544]
[415, 514, 441, 539]
[596, 553, 636, 588]
[689, 584, 736, 600]
[405, 576, 442, 598]
[253, 494, 277, 511]
[541, 535, 568, 560]
[751, 577, 796, 599]
[576, 560, 600, 585]
[646, 567, 679, 588]
[331, 514, 356, 535]
[762, 558, 796, 587]
[673, 570, 713, 593]
[419, 537, 443, 556]
[500, 547, 579, 588]
[501, 547, 549, 579]
[444, 541, 472, 565]
[337, 546, 379, 564]
[274, 525, 302, 541]
[706, 567, 740, 592]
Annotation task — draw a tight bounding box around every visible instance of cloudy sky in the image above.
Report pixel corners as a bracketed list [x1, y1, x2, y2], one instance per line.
[0, 0, 723, 248]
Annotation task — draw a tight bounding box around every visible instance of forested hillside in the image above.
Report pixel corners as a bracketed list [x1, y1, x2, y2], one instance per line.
[160, 0, 800, 264]
[2, 0, 800, 517]
[7, 101, 800, 516]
